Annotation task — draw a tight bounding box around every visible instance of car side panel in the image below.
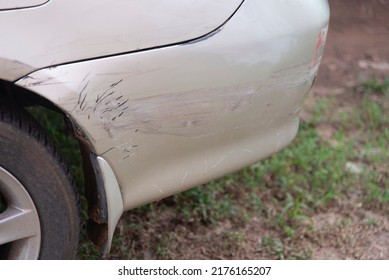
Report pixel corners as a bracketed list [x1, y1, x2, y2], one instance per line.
[16, 0, 329, 211]
[0, 0, 242, 81]
[0, 0, 49, 10]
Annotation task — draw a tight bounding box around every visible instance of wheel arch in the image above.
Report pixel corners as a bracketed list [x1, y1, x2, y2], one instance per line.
[0, 79, 120, 254]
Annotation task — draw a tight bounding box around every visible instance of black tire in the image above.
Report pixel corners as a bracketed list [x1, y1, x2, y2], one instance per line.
[0, 102, 81, 259]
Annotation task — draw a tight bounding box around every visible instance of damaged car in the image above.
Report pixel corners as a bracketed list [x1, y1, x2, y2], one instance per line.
[0, 0, 329, 259]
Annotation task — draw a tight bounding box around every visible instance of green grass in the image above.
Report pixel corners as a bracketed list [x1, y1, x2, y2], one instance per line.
[360, 77, 389, 95]
[26, 77, 389, 259]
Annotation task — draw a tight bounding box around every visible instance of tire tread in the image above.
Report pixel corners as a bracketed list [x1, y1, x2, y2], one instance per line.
[0, 102, 82, 259]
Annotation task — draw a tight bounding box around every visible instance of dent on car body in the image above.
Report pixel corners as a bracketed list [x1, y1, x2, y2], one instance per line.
[16, 0, 329, 250]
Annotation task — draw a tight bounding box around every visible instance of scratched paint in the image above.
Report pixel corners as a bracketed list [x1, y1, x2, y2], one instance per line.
[63, 73, 257, 137]
[16, 0, 329, 213]
[59, 61, 313, 140]
[101, 139, 138, 164]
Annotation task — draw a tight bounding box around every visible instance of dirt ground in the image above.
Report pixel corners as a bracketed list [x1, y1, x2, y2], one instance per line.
[317, 0, 389, 89]
[305, 0, 389, 259]
[102, 0, 389, 260]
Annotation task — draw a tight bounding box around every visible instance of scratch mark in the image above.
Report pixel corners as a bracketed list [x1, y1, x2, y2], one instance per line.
[105, 84, 254, 137]
[117, 98, 129, 108]
[81, 72, 91, 83]
[152, 183, 163, 194]
[23, 75, 36, 80]
[101, 139, 138, 160]
[28, 81, 69, 87]
[101, 147, 115, 155]
[81, 101, 88, 111]
[79, 92, 88, 110]
[73, 81, 90, 112]
[243, 148, 254, 153]
[212, 155, 227, 169]
[95, 91, 114, 106]
[101, 108, 114, 114]
[110, 79, 123, 88]
[181, 170, 189, 184]
[79, 81, 89, 98]
[114, 152, 136, 165]
[212, 150, 234, 169]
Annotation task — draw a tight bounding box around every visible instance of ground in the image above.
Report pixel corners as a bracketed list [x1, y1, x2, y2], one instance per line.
[306, 0, 389, 259]
[74, 0, 389, 259]
[317, 0, 389, 89]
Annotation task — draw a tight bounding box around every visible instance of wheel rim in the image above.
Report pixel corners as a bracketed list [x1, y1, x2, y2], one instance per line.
[0, 166, 41, 259]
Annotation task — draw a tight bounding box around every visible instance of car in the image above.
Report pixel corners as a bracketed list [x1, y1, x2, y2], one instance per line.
[0, 0, 329, 259]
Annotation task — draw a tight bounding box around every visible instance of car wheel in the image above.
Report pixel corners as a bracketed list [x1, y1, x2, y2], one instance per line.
[0, 103, 81, 259]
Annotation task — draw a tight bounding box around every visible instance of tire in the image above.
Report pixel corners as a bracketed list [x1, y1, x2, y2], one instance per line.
[0, 102, 81, 259]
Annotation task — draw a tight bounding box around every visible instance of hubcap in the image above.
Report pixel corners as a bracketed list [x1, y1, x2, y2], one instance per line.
[0, 166, 41, 259]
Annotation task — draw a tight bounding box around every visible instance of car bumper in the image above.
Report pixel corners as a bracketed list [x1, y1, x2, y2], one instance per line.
[17, 0, 329, 211]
